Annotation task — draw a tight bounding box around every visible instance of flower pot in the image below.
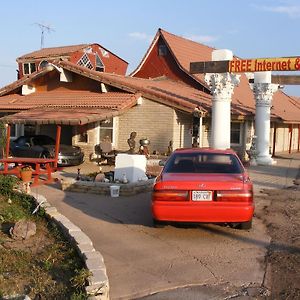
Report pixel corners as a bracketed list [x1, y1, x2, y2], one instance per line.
[20, 170, 32, 182]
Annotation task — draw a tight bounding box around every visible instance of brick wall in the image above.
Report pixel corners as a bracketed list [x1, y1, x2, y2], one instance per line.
[118, 98, 177, 154]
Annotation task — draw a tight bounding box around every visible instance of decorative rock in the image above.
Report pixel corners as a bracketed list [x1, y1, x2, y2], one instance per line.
[9, 220, 36, 240]
[293, 178, 300, 185]
[95, 173, 105, 182]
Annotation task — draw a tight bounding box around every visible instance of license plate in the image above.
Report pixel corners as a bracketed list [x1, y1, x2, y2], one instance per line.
[192, 191, 212, 201]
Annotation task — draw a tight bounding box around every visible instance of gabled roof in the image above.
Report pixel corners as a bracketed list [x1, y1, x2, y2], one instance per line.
[16, 43, 128, 64]
[1, 60, 299, 123]
[58, 60, 212, 113]
[130, 28, 256, 114]
[131, 28, 214, 85]
[0, 66, 54, 96]
[17, 44, 90, 61]
[130, 28, 300, 123]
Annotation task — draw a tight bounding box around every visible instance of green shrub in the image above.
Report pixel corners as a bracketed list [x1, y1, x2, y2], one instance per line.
[0, 175, 19, 197]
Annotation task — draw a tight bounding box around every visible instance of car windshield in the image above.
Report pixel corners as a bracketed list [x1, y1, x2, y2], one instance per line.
[164, 152, 243, 174]
[32, 136, 55, 146]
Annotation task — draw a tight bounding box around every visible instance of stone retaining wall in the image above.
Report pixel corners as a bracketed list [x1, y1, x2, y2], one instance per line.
[31, 193, 109, 300]
[60, 178, 155, 196]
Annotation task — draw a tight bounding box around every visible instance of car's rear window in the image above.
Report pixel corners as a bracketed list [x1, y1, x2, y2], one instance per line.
[164, 153, 243, 174]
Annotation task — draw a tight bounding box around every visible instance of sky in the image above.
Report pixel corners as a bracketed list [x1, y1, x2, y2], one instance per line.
[0, 0, 299, 96]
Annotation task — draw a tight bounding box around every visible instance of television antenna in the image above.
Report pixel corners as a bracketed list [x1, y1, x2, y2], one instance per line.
[35, 22, 55, 49]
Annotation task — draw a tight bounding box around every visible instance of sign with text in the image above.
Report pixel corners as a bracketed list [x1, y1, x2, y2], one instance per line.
[190, 56, 300, 74]
[229, 57, 300, 73]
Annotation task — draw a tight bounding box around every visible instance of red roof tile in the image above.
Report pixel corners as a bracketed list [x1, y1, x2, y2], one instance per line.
[0, 66, 54, 96]
[131, 28, 300, 122]
[272, 92, 300, 122]
[59, 60, 212, 113]
[1, 59, 299, 124]
[2, 108, 120, 125]
[0, 91, 138, 111]
[17, 44, 90, 61]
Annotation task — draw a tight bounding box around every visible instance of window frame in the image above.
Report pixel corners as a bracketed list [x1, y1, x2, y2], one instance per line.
[230, 122, 242, 145]
[23, 62, 36, 75]
[77, 53, 93, 70]
[76, 124, 89, 144]
[98, 118, 114, 144]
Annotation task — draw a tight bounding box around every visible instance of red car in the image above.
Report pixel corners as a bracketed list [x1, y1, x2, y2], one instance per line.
[152, 148, 254, 229]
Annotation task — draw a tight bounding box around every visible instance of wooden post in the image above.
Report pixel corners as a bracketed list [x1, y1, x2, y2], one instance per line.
[298, 125, 300, 152]
[55, 125, 61, 168]
[289, 125, 293, 154]
[272, 123, 277, 157]
[5, 124, 11, 159]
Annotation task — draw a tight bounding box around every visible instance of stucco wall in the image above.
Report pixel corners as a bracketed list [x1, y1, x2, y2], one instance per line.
[272, 124, 300, 153]
[172, 111, 193, 149]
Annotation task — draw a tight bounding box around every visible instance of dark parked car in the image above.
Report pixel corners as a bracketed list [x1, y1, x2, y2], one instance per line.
[10, 135, 84, 166]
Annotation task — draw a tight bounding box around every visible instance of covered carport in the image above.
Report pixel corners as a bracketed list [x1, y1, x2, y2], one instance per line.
[0, 107, 120, 185]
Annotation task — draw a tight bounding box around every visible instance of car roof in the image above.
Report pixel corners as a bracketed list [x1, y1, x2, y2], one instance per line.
[173, 147, 237, 155]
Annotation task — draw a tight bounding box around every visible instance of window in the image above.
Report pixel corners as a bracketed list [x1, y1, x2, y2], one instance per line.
[165, 153, 243, 174]
[77, 53, 93, 69]
[77, 124, 88, 143]
[158, 44, 167, 56]
[95, 54, 105, 72]
[39, 60, 49, 69]
[24, 125, 35, 136]
[99, 118, 113, 143]
[10, 124, 17, 138]
[231, 123, 242, 144]
[23, 62, 36, 75]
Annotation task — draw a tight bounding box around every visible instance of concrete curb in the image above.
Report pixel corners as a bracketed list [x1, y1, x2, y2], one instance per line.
[30, 192, 110, 300]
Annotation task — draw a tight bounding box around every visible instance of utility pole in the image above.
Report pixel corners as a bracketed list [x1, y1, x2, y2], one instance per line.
[35, 22, 55, 48]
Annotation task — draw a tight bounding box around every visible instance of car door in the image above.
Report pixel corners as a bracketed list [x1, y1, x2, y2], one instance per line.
[12, 136, 41, 158]
[12, 136, 32, 157]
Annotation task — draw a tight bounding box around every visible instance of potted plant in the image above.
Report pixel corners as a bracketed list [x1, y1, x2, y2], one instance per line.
[20, 165, 33, 182]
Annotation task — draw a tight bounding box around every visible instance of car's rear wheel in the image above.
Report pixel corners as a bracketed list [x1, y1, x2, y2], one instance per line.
[239, 219, 252, 230]
[230, 219, 252, 230]
[153, 219, 166, 228]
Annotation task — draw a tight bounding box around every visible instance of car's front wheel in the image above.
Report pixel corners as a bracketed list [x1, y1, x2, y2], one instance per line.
[40, 152, 50, 159]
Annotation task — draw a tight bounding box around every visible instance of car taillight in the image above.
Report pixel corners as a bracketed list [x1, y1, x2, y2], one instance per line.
[153, 190, 189, 201]
[243, 176, 251, 183]
[216, 190, 253, 202]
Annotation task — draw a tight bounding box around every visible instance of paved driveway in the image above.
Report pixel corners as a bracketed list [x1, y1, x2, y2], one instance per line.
[34, 183, 270, 300]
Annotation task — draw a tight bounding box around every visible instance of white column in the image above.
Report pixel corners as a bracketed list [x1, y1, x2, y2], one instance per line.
[205, 49, 240, 149]
[253, 72, 278, 165]
[205, 72, 240, 149]
[198, 116, 203, 147]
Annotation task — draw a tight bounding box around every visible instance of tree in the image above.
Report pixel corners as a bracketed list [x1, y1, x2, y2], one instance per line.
[0, 122, 7, 158]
